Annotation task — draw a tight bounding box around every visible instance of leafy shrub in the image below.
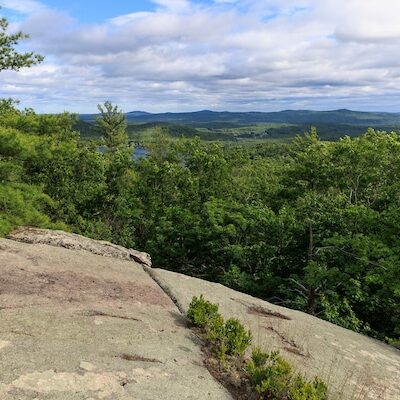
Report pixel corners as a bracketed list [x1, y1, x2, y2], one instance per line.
[320, 295, 363, 332]
[205, 313, 225, 341]
[246, 348, 292, 398]
[0, 183, 54, 236]
[221, 318, 252, 357]
[288, 375, 328, 400]
[187, 296, 252, 358]
[187, 296, 328, 399]
[187, 295, 220, 328]
[246, 348, 327, 400]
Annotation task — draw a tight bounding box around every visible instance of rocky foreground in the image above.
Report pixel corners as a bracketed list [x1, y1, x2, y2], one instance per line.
[0, 228, 399, 399]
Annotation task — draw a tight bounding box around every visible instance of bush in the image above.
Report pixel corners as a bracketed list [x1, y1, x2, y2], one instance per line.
[205, 313, 225, 341]
[221, 318, 252, 357]
[187, 295, 220, 328]
[187, 296, 252, 357]
[246, 348, 327, 400]
[187, 296, 328, 400]
[0, 183, 53, 236]
[246, 349, 292, 398]
[289, 375, 328, 400]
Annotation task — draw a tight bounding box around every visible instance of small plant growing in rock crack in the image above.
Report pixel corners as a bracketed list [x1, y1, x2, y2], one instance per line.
[187, 295, 251, 358]
[288, 375, 328, 400]
[188, 294, 220, 328]
[246, 348, 292, 397]
[205, 313, 225, 341]
[187, 295, 329, 400]
[221, 318, 252, 357]
[246, 347, 328, 400]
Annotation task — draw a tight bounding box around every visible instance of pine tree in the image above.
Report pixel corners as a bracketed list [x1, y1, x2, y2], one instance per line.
[96, 101, 128, 149]
[0, 16, 43, 72]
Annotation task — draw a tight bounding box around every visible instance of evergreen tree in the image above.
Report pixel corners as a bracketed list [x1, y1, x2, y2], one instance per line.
[0, 15, 43, 72]
[96, 101, 128, 149]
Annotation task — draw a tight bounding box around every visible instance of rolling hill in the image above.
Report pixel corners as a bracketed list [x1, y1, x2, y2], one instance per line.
[78, 109, 400, 141]
[123, 109, 400, 126]
[80, 109, 400, 126]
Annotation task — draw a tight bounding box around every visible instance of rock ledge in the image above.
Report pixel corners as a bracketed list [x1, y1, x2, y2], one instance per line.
[8, 227, 151, 267]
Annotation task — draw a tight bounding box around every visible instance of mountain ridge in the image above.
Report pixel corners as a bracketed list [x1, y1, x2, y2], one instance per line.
[80, 109, 400, 127]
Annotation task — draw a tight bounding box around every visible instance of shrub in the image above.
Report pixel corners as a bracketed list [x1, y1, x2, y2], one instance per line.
[0, 182, 54, 236]
[288, 375, 328, 400]
[187, 297, 328, 400]
[246, 348, 327, 400]
[187, 294, 220, 328]
[187, 296, 251, 358]
[205, 313, 225, 341]
[221, 318, 252, 357]
[246, 348, 292, 398]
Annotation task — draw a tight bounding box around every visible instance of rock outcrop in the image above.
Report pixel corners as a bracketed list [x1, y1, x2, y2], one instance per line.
[149, 269, 400, 400]
[0, 231, 230, 400]
[0, 228, 399, 400]
[8, 227, 152, 267]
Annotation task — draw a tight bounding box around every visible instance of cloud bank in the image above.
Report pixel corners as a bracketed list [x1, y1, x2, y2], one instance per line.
[1, 0, 400, 113]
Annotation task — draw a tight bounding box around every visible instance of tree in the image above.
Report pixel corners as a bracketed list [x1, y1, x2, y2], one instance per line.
[96, 101, 128, 149]
[0, 16, 43, 72]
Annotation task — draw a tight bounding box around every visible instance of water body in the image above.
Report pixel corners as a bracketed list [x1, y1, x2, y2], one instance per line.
[98, 146, 148, 160]
[132, 147, 148, 160]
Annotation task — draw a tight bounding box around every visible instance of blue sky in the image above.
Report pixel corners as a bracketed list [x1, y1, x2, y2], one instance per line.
[1, 0, 400, 113]
[1, 1, 158, 23]
[28, 1, 157, 23]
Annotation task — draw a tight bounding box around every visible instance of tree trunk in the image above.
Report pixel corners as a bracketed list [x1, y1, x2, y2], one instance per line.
[307, 287, 317, 315]
[307, 221, 317, 315]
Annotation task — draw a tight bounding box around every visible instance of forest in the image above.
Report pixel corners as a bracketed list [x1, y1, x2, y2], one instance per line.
[0, 13, 399, 348]
[1, 99, 399, 344]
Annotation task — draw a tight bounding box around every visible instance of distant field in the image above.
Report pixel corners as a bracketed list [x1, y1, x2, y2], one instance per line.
[77, 109, 400, 142]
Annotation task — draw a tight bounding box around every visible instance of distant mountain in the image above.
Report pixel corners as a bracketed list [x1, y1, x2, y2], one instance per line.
[77, 109, 400, 141]
[126, 111, 152, 117]
[123, 109, 400, 127]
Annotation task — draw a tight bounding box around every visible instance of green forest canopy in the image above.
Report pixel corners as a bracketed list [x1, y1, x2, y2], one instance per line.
[1, 103, 399, 343]
[0, 15, 398, 345]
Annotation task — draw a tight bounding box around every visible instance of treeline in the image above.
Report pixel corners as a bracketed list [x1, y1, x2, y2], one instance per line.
[0, 100, 399, 342]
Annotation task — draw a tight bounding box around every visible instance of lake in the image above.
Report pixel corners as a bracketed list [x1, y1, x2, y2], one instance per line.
[98, 146, 148, 160]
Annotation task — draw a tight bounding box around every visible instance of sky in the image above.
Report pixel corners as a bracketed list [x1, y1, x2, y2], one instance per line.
[1, 0, 400, 113]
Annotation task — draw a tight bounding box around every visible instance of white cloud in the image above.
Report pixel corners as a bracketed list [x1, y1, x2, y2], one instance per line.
[1, 0, 400, 112]
[330, 1, 400, 42]
[110, 12, 154, 27]
[1, 0, 47, 14]
[151, 0, 190, 12]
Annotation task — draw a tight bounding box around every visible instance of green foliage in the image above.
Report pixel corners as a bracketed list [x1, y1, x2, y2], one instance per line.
[320, 295, 363, 332]
[0, 96, 399, 341]
[187, 296, 251, 359]
[246, 348, 327, 400]
[220, 318, 252, 357]
[288, 376, 328, 400]
[222, 265, 258, 294]
[186, 296, 328, 399]
[246, 349, 292, 397]
[0, 16, 43, 72]
[187, 295, 220, 328]
[205, 313, 225, 342]
[96, 101, 128, 149]
[0, 182, 56, 236]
